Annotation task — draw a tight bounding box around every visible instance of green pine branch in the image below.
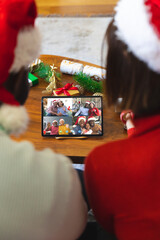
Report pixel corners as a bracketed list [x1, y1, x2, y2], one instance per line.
[32, 62, 61, 83]
[74, 72, 103, 93]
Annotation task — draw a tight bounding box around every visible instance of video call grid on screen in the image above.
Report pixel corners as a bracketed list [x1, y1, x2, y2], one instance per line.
[42, 96, 103, 137]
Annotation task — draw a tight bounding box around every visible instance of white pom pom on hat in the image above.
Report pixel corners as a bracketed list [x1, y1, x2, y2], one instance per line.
[114, 0, 160, 73]
[0, 0, 40, 135]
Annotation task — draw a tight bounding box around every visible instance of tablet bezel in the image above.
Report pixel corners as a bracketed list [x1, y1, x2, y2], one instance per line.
[42, 96, 103, 137]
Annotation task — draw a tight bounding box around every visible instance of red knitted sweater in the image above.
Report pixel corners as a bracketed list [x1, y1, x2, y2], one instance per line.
[85, 114, 160, 240]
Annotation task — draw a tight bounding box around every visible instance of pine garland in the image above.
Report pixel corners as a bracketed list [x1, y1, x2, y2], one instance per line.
[55, 72, 61, 80]
[30, 62, 61, 83]
[74, 72, 103, 93]
[34, 62, 52, 82]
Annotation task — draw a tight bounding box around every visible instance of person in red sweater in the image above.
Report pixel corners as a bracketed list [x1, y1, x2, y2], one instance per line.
[84, 1, 160, 240]
[89, 102, 100, 117]
[50, 120, 59, 135]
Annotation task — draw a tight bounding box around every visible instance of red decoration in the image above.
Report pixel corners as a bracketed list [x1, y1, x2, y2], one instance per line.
[145, 0, 160, 37]
[6, 0, 37, 29]
[0, 0, 37, 106]
[75, 116, 87, 125]
[55, 83, 78, 96]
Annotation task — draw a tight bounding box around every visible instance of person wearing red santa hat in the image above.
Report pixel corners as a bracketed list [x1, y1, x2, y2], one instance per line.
[85, 0, 160, 239]
[0, 1, 87, 240]
[73, 116, 87, 135]
[50, 119, 59, 135]
[58, 118, 71, 135]
[87, 116, 102, 135]
[46, 99, 58, 116]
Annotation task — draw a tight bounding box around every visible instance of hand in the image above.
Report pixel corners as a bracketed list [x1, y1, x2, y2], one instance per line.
[120, 110, 135, 131]
[120, 110, 134, 124]
[63, 107, 66, 111]
[51, 112, 57, 115]
[82, 128, 86, 134]
[123, 112, 132, 122]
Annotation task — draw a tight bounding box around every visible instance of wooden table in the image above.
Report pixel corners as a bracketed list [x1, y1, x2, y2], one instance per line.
[13, 55, 127, 162]
[36, 0, 118, 16]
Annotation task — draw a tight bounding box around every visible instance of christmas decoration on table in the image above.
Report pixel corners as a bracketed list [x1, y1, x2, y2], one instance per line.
[60, 60, 84, 75]
[93, 92, 104, 97]
[93, 92, 107, 107]
[30, 61, 62, 95]
[28, 73, 39, 87]
[60, 60, 106, 81]
[53, 83, 80, 96]
[29, 58, 42, 73]
[42, 64, 61, 94]
[83, 65, 106, 81]
[74, 72, 103, 93]
[74, 85, 85, 95]
[34, 62, 52, 82]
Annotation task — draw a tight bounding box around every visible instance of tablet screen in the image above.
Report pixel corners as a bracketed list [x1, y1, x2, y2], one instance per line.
[42, 96, 103, 137]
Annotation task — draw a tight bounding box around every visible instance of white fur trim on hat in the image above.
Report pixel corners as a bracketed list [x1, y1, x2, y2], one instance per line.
[114, 0, 160, 73]
[78, 116, 86, 123]
[52, 120, 58, 123]
[90, 101, 95, 105]
[88, 117, 96, 122]
[0, 104, 29, 135]
[59, 119, 65, 122]
[9, 26, 41, 73]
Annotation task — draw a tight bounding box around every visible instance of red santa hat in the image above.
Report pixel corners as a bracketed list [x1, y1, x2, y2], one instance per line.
[114, 0, 160, 73]
[88, 116, 96, 122]
[0, 0, 40, 105]
[85, 101, 90, 105]
[52, 120, 58, 124]
[59, 118, 65, 123]
[52, 100, 58, 103]
[90, 101, 95, 106]
[0, 0, 40, 135]
[75, 116, 86, 125]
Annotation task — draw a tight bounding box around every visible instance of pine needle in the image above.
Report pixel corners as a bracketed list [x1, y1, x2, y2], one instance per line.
[74, 72, 103, 93]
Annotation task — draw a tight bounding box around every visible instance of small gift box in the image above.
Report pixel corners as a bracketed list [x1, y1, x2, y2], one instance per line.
[53, 83, 80, 96]
[28, 73, 39, 87]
